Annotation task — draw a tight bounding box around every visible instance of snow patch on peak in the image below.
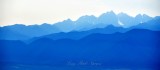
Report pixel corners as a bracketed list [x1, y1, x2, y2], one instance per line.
[118, 20, 124, 26]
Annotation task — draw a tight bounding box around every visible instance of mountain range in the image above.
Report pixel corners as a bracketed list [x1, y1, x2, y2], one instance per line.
[0, 11, 160, 69]
[1, 11, 159, 41]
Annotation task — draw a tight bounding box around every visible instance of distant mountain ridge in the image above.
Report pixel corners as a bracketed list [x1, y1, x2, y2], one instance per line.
[28, 25, 128, 43]
[0, 11, 160, 40]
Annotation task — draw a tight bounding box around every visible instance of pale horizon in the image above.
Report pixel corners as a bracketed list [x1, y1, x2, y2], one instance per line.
[1, 0, 160, 26]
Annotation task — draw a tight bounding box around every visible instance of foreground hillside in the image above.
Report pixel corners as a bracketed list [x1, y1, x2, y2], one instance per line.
[0, 29, 160, 69]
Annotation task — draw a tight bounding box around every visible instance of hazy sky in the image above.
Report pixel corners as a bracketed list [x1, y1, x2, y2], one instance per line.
[0, 0, 160, 26]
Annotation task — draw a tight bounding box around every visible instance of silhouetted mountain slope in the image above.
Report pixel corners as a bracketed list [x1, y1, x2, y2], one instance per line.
[0, 28, 30, 40]
[134, 16, 160, 31]
[54, 19, 75, 32]
[0, 29, 159, 68]
[0, 24, 61, 40]
[29, 25, 128, 42]
[134, 14, 152, 23]
[75, 15, 97, 31]
[0, 40, 27, 64]
[98, 11, 119, 27]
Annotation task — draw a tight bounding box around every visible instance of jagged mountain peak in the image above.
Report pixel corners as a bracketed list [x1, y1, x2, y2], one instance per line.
[99, 11, 116, 18]
[63, 18, 73, 22]
[76, 15, 97, 21]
